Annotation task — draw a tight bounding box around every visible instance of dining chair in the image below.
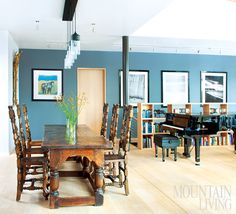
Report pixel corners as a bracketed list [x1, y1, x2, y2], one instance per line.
[8, 106, 49, 201]
[83, 103, 109, 174]
[100, 103, 109, 137]
[16, 105, 48, 165]
[103, 105, 133, 195]
[22, 104, 42, 148]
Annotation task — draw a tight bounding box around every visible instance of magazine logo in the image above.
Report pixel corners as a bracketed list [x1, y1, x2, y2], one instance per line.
[174, 185, 231, 211]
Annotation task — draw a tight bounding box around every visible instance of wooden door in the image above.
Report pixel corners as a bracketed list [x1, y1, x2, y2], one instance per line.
[77, 68, 106, 135]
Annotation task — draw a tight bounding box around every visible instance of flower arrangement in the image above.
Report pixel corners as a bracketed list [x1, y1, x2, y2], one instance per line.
[57, 93, 87, 126]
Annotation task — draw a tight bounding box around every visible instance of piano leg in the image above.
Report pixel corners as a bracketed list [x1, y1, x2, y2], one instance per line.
[194, 136, 200, 166]
[183, 138, 191, 158]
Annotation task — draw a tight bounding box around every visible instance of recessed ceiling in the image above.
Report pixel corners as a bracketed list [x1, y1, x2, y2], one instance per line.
[1, 0, 236, 55]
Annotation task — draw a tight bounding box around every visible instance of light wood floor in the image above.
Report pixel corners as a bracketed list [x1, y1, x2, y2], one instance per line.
[0, 145, 236, 214]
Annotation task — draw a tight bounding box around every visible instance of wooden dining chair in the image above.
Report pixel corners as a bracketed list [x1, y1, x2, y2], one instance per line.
[103, 105, 133, 195]
[8, 106, 49, 201]
[22, 104, 42, 148]
[16, 105, 48, 164]
[100, 103, 109, 137]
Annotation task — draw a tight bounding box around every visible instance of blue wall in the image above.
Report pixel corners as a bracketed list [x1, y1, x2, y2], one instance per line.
[19, 49, 236, 139]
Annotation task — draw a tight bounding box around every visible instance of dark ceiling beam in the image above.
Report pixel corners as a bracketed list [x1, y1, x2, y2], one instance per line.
[62, 0, 78, 21]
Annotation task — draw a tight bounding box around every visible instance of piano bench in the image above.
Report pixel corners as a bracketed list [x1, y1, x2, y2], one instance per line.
[154, 134, 180, 162]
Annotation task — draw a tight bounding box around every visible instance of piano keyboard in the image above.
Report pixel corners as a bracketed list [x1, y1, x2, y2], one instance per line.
[162, 124, 184, 131]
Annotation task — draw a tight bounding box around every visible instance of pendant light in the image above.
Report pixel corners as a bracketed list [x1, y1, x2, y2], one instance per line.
[64, 10, 80, 69]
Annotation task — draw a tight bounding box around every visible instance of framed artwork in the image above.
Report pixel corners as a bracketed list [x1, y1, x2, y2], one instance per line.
[161, 71, 189, 106]
[201, 71, 227, 103]
[32, 69, 63, 101]
[119, 70, 149, 106]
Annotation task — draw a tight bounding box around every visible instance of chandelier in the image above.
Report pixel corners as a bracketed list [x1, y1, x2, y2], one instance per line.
[64, 12, 80, 69]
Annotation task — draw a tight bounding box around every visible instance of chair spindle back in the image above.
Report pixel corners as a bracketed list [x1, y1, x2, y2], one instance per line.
[100, 103, 109, 137]
[109, 104, 119, 144]
[119, 105, 133, 152]
[22, 104, 32, 143]
[16, 105, 27, 151]
[8, 106, 23, 158]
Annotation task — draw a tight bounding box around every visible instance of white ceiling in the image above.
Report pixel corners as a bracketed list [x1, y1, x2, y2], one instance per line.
[1, 0, 236, 55]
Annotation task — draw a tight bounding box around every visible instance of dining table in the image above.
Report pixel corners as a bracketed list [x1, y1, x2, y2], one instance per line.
[42, 124, 112, 209]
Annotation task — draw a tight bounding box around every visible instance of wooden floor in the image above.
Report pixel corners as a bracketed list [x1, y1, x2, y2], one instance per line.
[0, 145, 236, 214]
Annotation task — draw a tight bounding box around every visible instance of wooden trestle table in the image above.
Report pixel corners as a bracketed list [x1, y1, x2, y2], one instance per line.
[42, 124, 112, 208]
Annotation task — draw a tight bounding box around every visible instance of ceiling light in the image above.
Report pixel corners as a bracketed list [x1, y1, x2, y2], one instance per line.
[64, 11, 80, 69]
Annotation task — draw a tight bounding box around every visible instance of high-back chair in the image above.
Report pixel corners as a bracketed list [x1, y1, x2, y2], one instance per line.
[103, 105, 133, 195]
[16, 105, 48, 161]
[100, 103, 109, 137]
[22, 104, 42, 148]
[8, 106, 49, 201]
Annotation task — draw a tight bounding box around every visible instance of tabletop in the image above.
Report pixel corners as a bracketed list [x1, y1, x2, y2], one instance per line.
[42, 124, 112, 150]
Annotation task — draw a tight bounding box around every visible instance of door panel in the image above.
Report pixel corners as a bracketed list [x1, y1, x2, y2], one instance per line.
[77, 68, 106, 135]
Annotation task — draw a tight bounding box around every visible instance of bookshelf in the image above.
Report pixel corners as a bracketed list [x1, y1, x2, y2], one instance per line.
[138, 103, 235, 150]
[137, 103, 166, 149]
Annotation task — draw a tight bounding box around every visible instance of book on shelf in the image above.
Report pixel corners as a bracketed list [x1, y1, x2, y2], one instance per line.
[200, 134, 233, 146]
[142, 122, 152, 134]
[153, 122, 159, 133]
[142, 109, 152, 118]
[143, 136, 152, 148]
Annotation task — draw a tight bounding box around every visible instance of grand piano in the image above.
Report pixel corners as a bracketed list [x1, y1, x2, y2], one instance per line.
[160, 113, 235, 165]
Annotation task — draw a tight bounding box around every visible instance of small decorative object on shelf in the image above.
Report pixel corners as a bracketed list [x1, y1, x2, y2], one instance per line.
[57, 93, 87, 143]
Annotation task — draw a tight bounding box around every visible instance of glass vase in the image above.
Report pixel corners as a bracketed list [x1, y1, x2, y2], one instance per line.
[66, 118, 76, 144]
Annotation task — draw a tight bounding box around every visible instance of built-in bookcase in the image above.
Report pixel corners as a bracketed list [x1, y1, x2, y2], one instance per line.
[137, 103, 166, 149]
[138, 103, 234, 150]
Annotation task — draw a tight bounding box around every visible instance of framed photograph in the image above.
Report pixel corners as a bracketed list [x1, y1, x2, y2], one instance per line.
[119, 70, 149, 106]
[161, 71, 189, 106]
[32, 69, 63, 101]
[201, 71, 227, 103]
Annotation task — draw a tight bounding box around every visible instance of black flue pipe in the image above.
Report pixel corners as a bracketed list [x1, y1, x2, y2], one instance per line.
[122, 36, 129, 106]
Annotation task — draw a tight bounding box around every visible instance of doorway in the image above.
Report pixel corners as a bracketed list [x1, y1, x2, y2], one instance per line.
[77, 68, 106, 135]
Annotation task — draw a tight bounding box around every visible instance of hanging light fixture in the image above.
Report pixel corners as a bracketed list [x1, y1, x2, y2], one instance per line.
[64, 10, 80, 69]
[71, 12, 80, 55]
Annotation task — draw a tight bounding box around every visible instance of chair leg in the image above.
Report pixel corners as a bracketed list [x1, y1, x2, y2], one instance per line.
[123, 161, 129, 196]
[174, 148, 177, 161]
[16, 168, 23, 201]
[155, 145, 158, 157]
[118, 162, 123, 187]
[166, 148, 169, 157]
[102, 179, 106, 193]
[162, 149, 165, 162]
[124, 179, 129, 196]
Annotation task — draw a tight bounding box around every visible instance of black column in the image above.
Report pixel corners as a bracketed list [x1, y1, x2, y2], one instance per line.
[122, 36, 129, 106]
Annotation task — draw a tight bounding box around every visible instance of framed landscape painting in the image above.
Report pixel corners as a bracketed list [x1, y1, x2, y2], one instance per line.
[119, 70, 149, 106]
[161, 71, 189, 106]
[32, 69, 63, 101]
[201, 71, 227, 103]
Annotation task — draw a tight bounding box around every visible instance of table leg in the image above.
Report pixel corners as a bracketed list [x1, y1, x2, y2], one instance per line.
[49, 169, 59, 209]
[95, 166, 104, 206]
[82, 157, 90, 177]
